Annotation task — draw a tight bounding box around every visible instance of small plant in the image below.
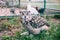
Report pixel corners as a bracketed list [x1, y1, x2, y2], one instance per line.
[54, 15, 60, 19]
[2, 35, 12, 40]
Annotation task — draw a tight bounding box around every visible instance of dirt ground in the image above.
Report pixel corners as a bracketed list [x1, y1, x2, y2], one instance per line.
[0, 19, 22, 40]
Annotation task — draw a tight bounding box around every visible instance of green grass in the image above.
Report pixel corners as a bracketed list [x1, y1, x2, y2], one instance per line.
[1, 21, 60, 40]
[1, 17, 60, 40]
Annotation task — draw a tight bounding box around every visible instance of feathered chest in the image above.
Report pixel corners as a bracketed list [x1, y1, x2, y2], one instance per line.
[25, 16, 48, 28]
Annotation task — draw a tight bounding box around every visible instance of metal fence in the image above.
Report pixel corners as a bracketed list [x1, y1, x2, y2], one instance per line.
[0, 0, 20, 7]
[0, 0, 60, 9]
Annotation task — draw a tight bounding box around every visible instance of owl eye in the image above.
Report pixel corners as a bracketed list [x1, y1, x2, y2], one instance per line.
[22, 12, 24, 15]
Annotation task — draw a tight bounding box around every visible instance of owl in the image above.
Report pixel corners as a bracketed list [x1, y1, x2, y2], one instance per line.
[20, 10, 50, 35]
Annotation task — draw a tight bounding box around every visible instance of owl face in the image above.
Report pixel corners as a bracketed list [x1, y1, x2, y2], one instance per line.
[20, 10, 32, 21]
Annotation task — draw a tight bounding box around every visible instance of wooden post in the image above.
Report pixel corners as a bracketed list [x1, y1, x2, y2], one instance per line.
[44, 0, 46, 9]
[44, 0, 47, 19]
[19, 0, 20, 7]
